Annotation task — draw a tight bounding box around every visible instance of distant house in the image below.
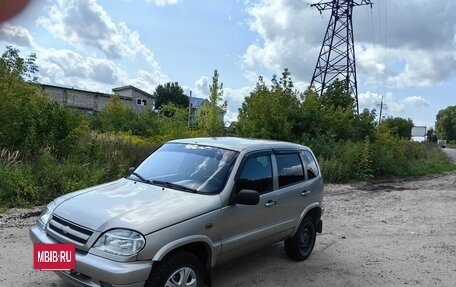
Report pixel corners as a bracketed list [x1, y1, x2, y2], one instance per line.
[41, 84, 154, 114]
[112, 85, 154, 113]
[226, 121, 237, 134]
[188, 96, 226, 127]
[188, 96, 208, 126]
[189, 97, 208, 110]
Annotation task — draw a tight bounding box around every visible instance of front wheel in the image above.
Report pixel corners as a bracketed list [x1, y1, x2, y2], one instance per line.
[284, 216, 316, 261]
[145, 252, 205, 287]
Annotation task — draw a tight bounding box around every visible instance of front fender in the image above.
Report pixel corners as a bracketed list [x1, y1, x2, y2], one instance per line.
[152, 235, 220, 267]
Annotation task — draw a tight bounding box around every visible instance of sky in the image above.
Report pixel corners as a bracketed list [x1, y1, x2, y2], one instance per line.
[1, 0, 455, 129]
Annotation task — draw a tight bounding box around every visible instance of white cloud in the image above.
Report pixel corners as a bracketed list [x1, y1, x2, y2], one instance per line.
[128, 70, 167, 93]
[37, 48, 128, 91]
[363, 0, 456, 51]
[36, 0, 166, 74]
[359, 91, 431, 114]
[0, 23, 35, 47]
[188, 75, 253, 124]
[36, 47, 165, 95]
[403, 96, 430, 107]
[194, 76, 209, 98]
[243, 0, 323, 82]
[37, 0, 118, 56]
[356, 44, 385, 77]
[223, 86, 253, 123]
[388, 49, 456, 88]
[243, 70, 259, 83]
[33, 0, 170, 93]
[358, 91, 382, 109]
[146, 0, 180, 6]
[294, 80, 311, 93]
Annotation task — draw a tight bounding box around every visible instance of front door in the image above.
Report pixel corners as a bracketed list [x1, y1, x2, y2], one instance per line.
[219, 151, 277, 260]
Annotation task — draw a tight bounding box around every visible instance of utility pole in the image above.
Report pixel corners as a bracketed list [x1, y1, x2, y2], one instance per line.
[377, 99, 387, 125]
[310, 0, 373, 114]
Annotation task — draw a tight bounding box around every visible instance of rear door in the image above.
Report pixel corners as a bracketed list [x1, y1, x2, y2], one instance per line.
[273, 149, 314, 240]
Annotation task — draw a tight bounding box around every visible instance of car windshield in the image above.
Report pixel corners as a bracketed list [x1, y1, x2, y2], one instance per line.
[128, 143, 238, 194]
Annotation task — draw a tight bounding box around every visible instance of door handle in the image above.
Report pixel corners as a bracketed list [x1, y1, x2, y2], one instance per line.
[301, 190, 310, 196]
[265, 200, 276, 207]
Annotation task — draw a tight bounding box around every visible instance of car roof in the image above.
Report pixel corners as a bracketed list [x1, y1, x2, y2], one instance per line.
[168, 137, 308, 152]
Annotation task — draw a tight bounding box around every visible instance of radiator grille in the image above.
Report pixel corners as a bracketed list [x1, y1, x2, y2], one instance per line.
[48, 215, 93, 244]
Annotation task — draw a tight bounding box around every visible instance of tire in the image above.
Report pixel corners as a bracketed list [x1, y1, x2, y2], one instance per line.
[145, 251, 205, 287]
[284, 216, 317, 261]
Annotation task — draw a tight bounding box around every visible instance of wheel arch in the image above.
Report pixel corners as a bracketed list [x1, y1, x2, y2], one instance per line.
[295, 203, 323, 235]
[152, 236, 215, 268]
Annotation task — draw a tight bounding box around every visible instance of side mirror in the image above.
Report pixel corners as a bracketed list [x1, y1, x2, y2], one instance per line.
[235, 189, 259, 205]
[128, 166, 135, 174]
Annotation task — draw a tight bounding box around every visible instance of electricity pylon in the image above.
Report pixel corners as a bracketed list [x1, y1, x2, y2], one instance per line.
[310, 0, 373, 114]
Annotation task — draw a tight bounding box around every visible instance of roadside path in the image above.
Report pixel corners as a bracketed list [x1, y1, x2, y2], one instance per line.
[442, 147, 456, 163]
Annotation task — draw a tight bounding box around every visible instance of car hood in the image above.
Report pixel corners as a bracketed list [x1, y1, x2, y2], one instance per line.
[53, 178, 221, 234]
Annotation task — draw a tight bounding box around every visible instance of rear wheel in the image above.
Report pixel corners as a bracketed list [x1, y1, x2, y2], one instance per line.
[146, 251, 205, 287]
[284, 216, 316, 261]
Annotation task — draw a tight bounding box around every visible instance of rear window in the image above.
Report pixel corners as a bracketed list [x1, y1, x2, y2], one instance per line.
[276, 153, 305, 188]
[302, 150, 319, 179]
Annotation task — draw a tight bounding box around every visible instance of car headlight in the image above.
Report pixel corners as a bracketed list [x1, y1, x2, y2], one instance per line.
[38, 201, 56, 227]
[93, 229, 145, 256]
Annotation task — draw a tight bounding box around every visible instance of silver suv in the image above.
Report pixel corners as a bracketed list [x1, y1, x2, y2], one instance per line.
[30, 137, 324, 287]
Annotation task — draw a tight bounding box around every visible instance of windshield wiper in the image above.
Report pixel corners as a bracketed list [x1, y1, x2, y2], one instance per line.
[151, 180, 198, 193]
[129, 172, 151, 184]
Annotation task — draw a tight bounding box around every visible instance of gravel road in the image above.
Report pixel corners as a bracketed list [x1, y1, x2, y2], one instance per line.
[1, 164, 455, 286]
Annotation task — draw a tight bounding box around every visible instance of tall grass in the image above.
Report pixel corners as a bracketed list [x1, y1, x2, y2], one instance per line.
[314, 137, 456, 183]
[0, 132, 158, 207]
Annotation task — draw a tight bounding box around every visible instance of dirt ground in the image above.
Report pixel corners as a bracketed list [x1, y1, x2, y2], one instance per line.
[1, 152, 455, 286]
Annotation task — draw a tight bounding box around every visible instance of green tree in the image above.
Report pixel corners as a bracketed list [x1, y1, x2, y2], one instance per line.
[197, 70, 226, 136]
[435, 106, 456, 140]
[320, 80, 357, 140]
[0, 46, 81, 159]
[153, 82, 189, 110]
[99, 95, 137, 132]
[133, 109, 160, 137]
[0, 45, 38, 92]
[297, 87, 326, 139]
[380, 117, 414, 139]
[352, 108, 377, 141]
[426, 127, 437, 142]
[155, 103, 193, 140]
[237, 69, 301, 141]
[298, 81, 372, 142]
[320, 79, 355, 112]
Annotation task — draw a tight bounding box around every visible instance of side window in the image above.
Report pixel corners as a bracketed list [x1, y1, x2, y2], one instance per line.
[237, 155, 272, 194]
[276, 153, 305, 188]
[302, 150, 319, 179]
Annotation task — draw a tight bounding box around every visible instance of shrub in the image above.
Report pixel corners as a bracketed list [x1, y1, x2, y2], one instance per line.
[309, 130, 455, 183]
[318, 157, 347, 183]
[0, 159, 38, 207]
[315, 138, 374, 183]
[372, 130, 407, 176]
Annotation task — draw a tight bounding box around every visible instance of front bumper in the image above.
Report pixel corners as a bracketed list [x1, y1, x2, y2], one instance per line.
[30, 225, 152, 287]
